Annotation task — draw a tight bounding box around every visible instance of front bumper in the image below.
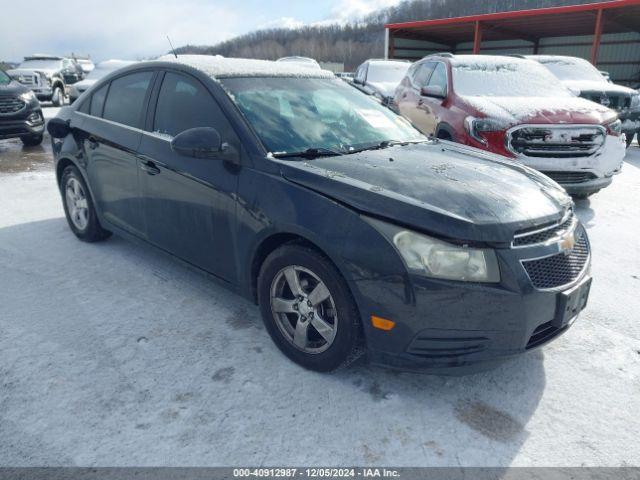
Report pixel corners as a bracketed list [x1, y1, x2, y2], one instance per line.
[0, 109, 45, 140]
[618, 109, 640, 136]
[511, 135, 625, 195]
[31, 87, 54, 100]
[350, 223, 591, 375]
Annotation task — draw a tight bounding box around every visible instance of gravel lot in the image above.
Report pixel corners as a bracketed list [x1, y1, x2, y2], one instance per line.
[1, 108, 639, 467]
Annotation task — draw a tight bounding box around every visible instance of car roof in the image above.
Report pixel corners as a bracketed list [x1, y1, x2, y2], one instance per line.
[525, 55, 589, 64]
[367, 59, 410, 66]
[155, 54, 334, 79]
[24, 54, 63, 61]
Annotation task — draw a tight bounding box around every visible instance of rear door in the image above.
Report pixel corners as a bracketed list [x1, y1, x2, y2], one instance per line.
[79, 70, 155, 237]
[137, 70, 241, 282]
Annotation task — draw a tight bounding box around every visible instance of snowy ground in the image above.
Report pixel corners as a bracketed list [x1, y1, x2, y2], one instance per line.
[1, 112, 639, 467]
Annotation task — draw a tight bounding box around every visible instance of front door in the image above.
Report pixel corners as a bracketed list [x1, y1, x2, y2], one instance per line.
[398, 62, 436, 134]
[137, 71, 240, 283]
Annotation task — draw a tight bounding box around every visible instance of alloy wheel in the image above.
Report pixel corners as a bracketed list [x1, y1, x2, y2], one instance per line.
[65, 177, 89, 231]
[270, 265, 338, 354]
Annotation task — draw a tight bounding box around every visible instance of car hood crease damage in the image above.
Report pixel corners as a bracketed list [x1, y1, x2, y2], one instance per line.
[278, 143, 571, 243]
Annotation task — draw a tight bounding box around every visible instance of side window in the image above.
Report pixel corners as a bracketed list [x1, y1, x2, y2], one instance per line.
[153, 72, 236, 143]
[355, 64, 367, 83]
[428, 63, 448, 92]
[411, 62, 436, 88]
[90, 84, 108, 117]
[103, 71, 153, 128]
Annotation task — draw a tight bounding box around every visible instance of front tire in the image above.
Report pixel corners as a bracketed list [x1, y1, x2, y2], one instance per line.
[61, 165, 111, 242]
[21, 134, 43, 147]
[258, 244, 362, 372]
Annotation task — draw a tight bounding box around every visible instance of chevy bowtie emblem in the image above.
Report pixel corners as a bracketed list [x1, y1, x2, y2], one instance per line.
[559, 230, 576, 254]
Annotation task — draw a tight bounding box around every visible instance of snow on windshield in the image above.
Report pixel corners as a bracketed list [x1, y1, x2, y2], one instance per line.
[367, 62, 410, 84]
[536, 56, 606, 83]
[452, 56, 570, 97]
[19, 59, 61, 70]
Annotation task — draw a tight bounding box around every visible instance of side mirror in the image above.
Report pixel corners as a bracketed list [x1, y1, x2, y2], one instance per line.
[420, 85, 447, 99]
[47, 117, 71, 138]
[170, 127, 239, 163]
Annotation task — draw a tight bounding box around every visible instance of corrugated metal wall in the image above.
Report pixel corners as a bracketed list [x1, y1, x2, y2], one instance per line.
[393, 31, 640, 86]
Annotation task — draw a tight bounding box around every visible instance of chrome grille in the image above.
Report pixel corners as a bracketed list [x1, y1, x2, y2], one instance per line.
[15, 74, 38, 86]
[0, 96, 26, 115]
[513, 212, 575, 247]
[508, 125, 606, 158]
[522, 227, 590, 289]
[585, 93, 630, 111]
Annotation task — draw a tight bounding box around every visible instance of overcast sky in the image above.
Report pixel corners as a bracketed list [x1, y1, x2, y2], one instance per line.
[1, 0, 400, 63]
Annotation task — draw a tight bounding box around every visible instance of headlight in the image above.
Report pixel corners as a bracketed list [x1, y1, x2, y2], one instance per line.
[606, 119, 622, 136]
[365, 217, 501, 283]
[464, 116, 504, 145]
[19, 91, 36, 103]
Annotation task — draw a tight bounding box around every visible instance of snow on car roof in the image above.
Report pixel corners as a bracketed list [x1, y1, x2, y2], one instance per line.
[449, 55, 533, 67]
[158, 54, 334, 79]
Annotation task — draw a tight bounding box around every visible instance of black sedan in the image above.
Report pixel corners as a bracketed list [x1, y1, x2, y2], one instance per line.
[47, 56, 591, 373]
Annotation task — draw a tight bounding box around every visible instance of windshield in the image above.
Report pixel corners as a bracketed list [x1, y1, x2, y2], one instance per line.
[537, 57, 606, 83]
[19, 59, 61, 70]
[221, 77, 424, 154]
[367, 62, 410, 84]
[0, 70, 10, 85]
[452, 59, 571, 97]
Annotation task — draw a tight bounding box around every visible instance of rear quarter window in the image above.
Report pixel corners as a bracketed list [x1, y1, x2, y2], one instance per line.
[89, 84, 108, 117]
[102, 71, 153, 128]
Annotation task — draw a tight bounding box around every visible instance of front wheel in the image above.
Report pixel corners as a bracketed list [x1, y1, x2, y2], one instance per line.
[258, 244, 362, 372]
[61, 165, 111, 242]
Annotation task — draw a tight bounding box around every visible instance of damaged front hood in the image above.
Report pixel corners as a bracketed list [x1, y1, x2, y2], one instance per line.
[277, 142, 572, 243]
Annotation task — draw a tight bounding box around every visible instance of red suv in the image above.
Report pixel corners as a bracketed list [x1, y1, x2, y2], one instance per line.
[393, 54, 626, 198]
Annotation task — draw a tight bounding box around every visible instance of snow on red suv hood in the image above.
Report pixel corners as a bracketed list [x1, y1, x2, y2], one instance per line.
[460, 95, 617, 127]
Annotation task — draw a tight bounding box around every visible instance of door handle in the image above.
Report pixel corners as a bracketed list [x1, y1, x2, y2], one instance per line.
[140, 161, 161, 176]
[87, 137, 99, 150]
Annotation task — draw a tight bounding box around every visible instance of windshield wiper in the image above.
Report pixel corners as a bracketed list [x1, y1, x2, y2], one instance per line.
[346, 139, 429, 155]
[272, 147, 343, 159]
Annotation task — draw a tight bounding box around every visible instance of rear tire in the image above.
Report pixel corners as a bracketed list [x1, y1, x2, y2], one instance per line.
[258, 244, 362, 372]
[61, 165, 111, 242]
[52, 86, 64, 107]
[21, 134, 43, 147]
[626, 133, 635, 148]
[572, 192, 596, 200]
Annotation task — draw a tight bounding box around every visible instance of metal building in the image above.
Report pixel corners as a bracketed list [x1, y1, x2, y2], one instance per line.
[384, 0, 640, 86]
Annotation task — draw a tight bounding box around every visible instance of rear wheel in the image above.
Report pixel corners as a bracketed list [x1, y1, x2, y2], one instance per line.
[21, 134, 43, 147]
[52, 86, 64, 107]
[626, 133, 635, 148]
[61, 165, 111, 242]
[258, 244, 362, 372]
[572, 192, 596, 200]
